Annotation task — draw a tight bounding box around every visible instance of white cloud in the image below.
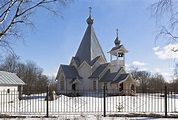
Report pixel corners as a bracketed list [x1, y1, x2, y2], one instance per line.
[140, 68, 148, 71]
[153, 68, 160, 73]
[125, 64, 130, 67]
[44, 72, 57, 77]
[153, 46, 160, 51]
[153, 44, 178, 59]
[132, 61, 146, 66]
[161, 72, 173, 81]
[161, 72, 172, 77]
[151, 67, 173, 81]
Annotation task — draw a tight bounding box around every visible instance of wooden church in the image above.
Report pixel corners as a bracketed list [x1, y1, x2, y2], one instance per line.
[56, 9, 139, 96]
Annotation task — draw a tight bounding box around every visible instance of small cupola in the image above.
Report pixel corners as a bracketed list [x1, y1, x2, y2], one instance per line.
[86, 7, 94, 26]
[114, 29, 120, 47]
[108, 29, 128, 73]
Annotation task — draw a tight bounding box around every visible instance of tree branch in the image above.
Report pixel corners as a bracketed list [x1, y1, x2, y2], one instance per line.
[0, 0, 15, 24]
[0, 1, 11, 10]
[0, 0, 23, 40]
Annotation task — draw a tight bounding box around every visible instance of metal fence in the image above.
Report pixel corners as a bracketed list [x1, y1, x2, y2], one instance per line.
[0, 86, 178, 117]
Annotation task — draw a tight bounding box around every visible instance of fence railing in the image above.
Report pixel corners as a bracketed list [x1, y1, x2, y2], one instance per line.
[0, 86, 177, 117]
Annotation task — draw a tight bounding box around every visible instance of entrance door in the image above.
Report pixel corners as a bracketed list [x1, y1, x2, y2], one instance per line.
[72, 84, 76, 91]
[131, 84, 135, 91]
[119, 83, 123, 91]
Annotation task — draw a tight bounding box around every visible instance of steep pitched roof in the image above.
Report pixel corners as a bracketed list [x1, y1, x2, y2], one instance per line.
[110, 45, 128, 53]
[75, 17, 106, 66]
[0, 71, 25, 86]
[71, 57, 80, 67]
[61, 65, 82, 79]
[89, 63, 109, 78]
[99, 66, 128, 83]
[90, 56, 101, 66]
[69, 78, 81, 84]
[99, 69, 118, 82]
[112, 73, 129, 84]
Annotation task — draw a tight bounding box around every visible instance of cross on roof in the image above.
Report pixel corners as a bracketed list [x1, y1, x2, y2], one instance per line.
[116, 28, 119, 38]
[89, 6, 92, 17]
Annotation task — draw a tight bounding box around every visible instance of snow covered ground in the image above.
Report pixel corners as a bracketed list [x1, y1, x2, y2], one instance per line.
[0, 92, 178, 119]
[0, 115, 177, 120]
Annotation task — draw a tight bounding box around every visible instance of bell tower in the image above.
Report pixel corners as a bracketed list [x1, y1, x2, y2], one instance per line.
[109, 29, 128, 73]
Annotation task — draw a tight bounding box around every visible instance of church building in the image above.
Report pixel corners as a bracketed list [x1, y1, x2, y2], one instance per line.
[56, 10, 138, 96]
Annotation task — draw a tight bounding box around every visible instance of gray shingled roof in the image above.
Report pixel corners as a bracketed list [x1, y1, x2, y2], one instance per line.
[75, 23, 106, 66]
[99, 69, 118, 82]
[0, 71, 25, 86]
[90, 56, 101, 66]
[61, 65, 82, 79]
[89, 63, 109, 78]
[110, 45, 128, 53]
[112, 74, 129, 84]
[110, 45, 122, 51]
[69, 78, 81, 84]
[72, 57, 80, 67]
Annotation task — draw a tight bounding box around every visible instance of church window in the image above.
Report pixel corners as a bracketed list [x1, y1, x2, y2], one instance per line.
[60, 80, 64, 90]
[93, 80, 96, 90]
[60, 76, 65, 90]
[7, 89, 10, 93]
[104, 83, 108, 90]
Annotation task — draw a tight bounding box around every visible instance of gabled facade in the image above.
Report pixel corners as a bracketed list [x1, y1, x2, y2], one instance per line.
[0, 71, 26, 101]
[56, 13, 139, 96]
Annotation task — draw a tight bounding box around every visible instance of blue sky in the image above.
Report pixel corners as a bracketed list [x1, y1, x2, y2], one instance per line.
[12, 0, 178, 82]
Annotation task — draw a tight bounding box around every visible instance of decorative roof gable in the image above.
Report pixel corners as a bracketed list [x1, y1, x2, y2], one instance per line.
[89, 63, 109, 78]
[99, 69, 118, 82]
[109, 45, 128, 53]
[60, 65, 82, 79]
[99, 67, 127, 83]
[111, 73, 129, 84]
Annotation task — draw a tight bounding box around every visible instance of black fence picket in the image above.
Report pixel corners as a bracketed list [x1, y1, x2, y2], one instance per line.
[165, 85, 168, 118]
[46, 86, 49, 118]
[103, 85, 106, 117]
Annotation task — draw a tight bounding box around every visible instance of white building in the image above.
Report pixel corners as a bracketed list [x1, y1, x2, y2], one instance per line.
[56, 12, 138, 96]
[0, 71, 26, 101]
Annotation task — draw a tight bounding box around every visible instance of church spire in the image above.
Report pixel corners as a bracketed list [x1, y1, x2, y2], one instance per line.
[86, 6, 94, 25]
[75, 7, 106, 65]
[114, 28, 120, 47]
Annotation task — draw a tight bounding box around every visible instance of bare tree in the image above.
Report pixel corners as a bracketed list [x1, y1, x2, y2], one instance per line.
[174, 62, 178, 78]
[0, 54, 19, 72]
[0, 0, 71, 52]
[151, 0, 178, 46]
[148, 73, 165, 90]
[129, 67, 151, 92]
[0, 54, 52, 94]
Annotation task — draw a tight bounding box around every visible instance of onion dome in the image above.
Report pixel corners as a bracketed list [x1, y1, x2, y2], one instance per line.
[86, 16, 94, 25]
[114, 37, 120, 47]
[87, 7, 94, 25]
[114, 29, 120, 47]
